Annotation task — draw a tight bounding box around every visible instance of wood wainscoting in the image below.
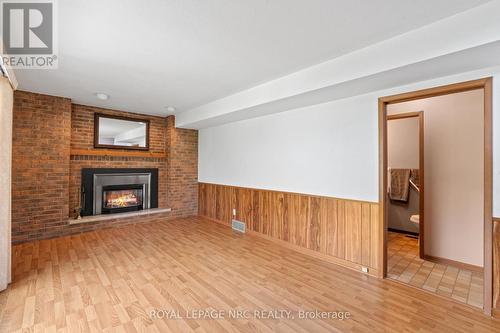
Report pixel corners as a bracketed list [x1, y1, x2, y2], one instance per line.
[198, 183, 380, 276]
[494, 218, 500, 310]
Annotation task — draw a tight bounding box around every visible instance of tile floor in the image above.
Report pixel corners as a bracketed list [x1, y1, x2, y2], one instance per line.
[387, 231, 483, 309]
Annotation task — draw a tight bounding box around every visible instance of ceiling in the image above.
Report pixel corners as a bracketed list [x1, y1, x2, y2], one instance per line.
[14, 0, 491, 117]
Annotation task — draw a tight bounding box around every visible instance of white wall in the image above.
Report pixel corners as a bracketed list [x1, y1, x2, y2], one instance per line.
[388, 90, 484, 266]
[387, 117, 419, 170]
[199, 67, 500, 236]
[0, 76, 13, 291]
[199, 95, 379, 201]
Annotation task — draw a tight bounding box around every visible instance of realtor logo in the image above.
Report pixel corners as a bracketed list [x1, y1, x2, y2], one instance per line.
[1, 0, 57, 68]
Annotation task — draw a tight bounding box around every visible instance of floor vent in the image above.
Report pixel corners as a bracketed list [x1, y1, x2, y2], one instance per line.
[232, 220, 246, 233]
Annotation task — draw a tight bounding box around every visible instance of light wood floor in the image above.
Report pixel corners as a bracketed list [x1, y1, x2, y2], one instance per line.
[0, 217, 499, 332]
[387, 231, 484, 309]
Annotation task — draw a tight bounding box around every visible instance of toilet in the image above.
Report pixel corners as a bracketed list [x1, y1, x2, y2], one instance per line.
[410, 214, 419, 226]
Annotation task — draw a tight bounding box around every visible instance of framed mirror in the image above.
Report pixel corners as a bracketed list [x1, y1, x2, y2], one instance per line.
[94, 114, 150, 150]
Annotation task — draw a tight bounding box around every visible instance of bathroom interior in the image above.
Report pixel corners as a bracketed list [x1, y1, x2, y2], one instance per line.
[385, 89, 485, 309]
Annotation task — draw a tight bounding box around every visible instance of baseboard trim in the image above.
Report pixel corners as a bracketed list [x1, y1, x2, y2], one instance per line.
[199, 214, 379, 278]
[424, 254, 483, 273]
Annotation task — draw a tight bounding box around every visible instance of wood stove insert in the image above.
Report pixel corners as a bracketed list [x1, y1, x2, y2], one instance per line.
[81, 168, 158, 217]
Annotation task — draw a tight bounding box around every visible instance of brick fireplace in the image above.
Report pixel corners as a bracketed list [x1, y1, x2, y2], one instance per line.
[12, 91, 198, 243]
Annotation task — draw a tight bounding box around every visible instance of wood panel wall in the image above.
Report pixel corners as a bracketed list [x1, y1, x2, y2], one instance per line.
[199, 183, 380, 276]
[494, 219, 500, 310]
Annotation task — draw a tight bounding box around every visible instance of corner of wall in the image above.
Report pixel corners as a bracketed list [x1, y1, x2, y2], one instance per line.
[166, 115, 199, 217]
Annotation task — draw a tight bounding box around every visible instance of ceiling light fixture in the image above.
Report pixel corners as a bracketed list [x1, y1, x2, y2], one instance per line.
[165, 106, 176, 113]
[95, 92, 109, 101]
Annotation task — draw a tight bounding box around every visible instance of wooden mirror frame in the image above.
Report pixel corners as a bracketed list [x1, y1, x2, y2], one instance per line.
[94, 113, 150, 151]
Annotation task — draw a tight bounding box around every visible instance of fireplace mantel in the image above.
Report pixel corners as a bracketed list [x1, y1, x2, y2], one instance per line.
[71, 149, 166, 158]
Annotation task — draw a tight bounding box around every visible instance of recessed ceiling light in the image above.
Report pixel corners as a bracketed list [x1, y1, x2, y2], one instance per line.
[165, 106, 176, 113]
[95, 93, 109, 100]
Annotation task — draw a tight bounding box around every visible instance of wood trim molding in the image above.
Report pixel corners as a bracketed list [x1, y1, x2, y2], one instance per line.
[378, 99, 387, 279]
[493, 213, 500, 310]
[379, 77, 493, 316]
[379, 78, 491, 104]
[418, 111, 425, 259]
[484, 77, 493, 315]
[70, 149, 166, 158]
[424, 255, 484, 273]
[386, 111, 422, 120]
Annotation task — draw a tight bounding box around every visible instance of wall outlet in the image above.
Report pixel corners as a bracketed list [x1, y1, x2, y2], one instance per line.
[361, 267, 369, 273]
[232, 220, 245, 233]
[232, 208, 236, 216]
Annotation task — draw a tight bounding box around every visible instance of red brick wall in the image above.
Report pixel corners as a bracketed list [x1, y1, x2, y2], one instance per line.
[12, 91, 198, 243]
[69, 105, 168, 215]
[12, 91, 72, 242]
[167, 116, 198, 217]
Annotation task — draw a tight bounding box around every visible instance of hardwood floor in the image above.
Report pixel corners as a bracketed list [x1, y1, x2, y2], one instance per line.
[0, 217, 499, 332]
[387, 232, 484, 309]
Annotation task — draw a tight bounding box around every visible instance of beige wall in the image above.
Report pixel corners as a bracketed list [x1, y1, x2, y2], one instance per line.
[0, 76, 13, 291]
[388, 117, 419, 169]
[388, 89, 484, 267]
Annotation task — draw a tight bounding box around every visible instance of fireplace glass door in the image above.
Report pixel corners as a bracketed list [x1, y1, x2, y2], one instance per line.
[102, 184, 144, 213]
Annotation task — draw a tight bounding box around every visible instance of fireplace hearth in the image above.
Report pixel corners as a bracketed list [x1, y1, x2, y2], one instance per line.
[81, 168, 158, 216]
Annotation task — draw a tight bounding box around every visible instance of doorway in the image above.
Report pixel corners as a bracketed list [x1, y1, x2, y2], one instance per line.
[378, 78, 493, 315]
[386, 112, 424, 258]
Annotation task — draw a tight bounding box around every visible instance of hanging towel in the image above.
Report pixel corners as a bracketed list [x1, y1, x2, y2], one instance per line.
[389, 169, 411, 202]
